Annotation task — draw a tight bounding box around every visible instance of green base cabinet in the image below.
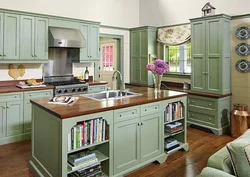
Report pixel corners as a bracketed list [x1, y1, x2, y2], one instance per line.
[190, 14, 231, 95]
[130, 26, 157, 86]
[29, 96, 188, 177]
[187, 95, 230, 135]
[23, 89, 53, 133]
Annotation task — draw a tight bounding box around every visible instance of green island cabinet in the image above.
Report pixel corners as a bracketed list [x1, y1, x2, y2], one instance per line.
[20, 15, 48, 61]
[130, 26, 157, 86]
[0, 89, 53, 145]
[79, 22, 100, 62]
[0, 12, 20, 61]
[189, 14, 231, 135]
[29, 96, 188, 177]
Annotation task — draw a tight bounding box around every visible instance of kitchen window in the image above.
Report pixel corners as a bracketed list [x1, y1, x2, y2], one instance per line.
[165, 42, 191, 75]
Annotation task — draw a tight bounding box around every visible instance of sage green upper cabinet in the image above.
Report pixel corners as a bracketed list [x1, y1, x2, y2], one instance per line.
[130, 26, 157, 86]
[3, 13, 20, 60]
[48, 18, 79, 29]
[0, 13, 3, 60]
[20, 15, 48, 61]
[79, 23, 100, 61]
[190, 14, 231, 95]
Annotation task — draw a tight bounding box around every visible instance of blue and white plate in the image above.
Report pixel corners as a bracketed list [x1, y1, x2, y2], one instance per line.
[236, 43, 250, 56]
[236, 27, 250, 40]
[235, 59, 250, 73]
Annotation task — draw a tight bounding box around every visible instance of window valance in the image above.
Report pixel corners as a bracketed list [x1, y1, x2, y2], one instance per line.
[157, 24, 191, 46]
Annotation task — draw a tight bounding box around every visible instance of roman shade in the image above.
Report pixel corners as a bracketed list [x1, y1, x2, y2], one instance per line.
[157, 24, 191, 46]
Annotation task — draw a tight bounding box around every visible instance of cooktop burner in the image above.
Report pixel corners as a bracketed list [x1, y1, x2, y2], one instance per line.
[46, 80, 86, 86]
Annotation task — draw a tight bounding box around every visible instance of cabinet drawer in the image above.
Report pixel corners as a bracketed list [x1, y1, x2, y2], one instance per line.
[141, 102, 160, 116]
[0, 92, 23, 102]
[188, 110, 216, 127]
[88, 85, 106, 93]
[188, 96, 215, 109]
[24, 90, 53, 100]
[114, 106, 140, 123]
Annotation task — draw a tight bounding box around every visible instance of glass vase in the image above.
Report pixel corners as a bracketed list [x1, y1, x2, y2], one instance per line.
[153, 74, 163, 93]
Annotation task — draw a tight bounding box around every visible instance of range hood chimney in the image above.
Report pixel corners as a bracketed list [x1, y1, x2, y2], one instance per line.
[49, 27, 86, 48]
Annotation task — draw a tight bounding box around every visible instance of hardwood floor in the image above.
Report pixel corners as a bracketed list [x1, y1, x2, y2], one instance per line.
[0, 127, 234, 177]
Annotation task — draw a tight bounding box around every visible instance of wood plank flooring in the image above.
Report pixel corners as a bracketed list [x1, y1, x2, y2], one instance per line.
[0, 127, 234, 177]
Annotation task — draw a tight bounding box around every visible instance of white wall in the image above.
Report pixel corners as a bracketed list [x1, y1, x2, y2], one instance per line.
[139, 0, 250, 26]
[0, 0, 139, 28]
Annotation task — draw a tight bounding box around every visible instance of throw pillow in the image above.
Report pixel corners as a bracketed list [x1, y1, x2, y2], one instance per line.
[227, 133, 250, 177]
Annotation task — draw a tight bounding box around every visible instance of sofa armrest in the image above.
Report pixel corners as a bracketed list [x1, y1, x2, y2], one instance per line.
[197, 167, 235, 177]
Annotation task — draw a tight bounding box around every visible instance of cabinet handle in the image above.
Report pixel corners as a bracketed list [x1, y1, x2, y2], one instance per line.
[202, 72, 206, 75]
[3, 106, 5, 109]
[46, 93, 48, 95]
[191, 101, 194, 103]
[208, 103, 212, 106]
[30, 95, 32, 96]
[6, 106, 9, 109]
[208, 118, 212, 121]
[141, 122, 143, 125]
[155, 107, 157, 109]
[132, 112, 134, 114]
[32, 55, 34, 57]
[145, 109, 147, 112]
[138, 123, 140, 126]
[15, 96, 17, 98]
[3, 54, 6, 57]
[119, 115, 122, 117]
[35, 55, 37, 57]
[0, 54, 2, 56]
[191, 114, 194, 117]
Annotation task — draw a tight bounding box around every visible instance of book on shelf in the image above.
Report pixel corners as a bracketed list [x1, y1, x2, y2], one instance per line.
[165, 126, 184, 134]
[164, 101, 184, 122]
[68, 150, 96, 165]
[68, 157, 98, 171]
[68, 118, 108, 151]
[164, 139, 180, 150]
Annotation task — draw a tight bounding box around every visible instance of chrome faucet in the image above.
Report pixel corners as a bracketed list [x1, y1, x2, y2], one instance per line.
[112, 70, 125, 92]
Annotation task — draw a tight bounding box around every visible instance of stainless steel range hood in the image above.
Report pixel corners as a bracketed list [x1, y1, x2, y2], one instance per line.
[49, 27, 86, 48]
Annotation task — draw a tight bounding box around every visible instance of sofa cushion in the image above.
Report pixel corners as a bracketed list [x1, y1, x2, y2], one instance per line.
[227, 130, 250, 177]
[197, 167, 236, 177]
[207, 147, 234, 175]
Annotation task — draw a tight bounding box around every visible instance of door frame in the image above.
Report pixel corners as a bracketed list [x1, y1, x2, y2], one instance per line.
[98, 34, 124, 82]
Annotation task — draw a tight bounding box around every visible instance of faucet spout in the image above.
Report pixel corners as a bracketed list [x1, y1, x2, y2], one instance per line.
[112, 70, 125, 91]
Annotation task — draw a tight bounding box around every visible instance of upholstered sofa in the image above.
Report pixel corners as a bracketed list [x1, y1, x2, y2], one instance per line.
[197, 129, 250, 177]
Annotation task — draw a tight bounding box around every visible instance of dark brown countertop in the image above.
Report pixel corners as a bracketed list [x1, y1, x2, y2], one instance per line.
[0, 80, 107, 94]
[30, 87, 187, 119]
[125, 83, 232, 99]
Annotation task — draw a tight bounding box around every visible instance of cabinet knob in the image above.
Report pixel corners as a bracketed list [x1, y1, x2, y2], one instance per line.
[208, 118, 212, 121]
[3, 106, 5, 109]
[191, 101, 194, 103]
[119, 115, 122, 117]
[35, 55, 37, 57]
[6, 106, 9, 109]
[145, 109, 147, 112]
[3, 54, 6, 57]
[202, 72, 206, 75]
[191, 114, 194, 117]
[132, 112, 134, 114]
[138, 123, 140, 126]
[155, 107, 157, 109]
[32, 55, 34, 57]
[208, 103, 212, 106]
[141, 122, 143, 125]
[0, 54, 2, 56]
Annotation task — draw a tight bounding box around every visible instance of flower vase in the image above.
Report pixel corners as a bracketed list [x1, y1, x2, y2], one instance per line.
[153, 74, 163, 93]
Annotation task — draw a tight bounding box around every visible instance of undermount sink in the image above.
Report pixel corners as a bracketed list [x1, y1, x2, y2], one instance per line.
[81, 90, 142, 101]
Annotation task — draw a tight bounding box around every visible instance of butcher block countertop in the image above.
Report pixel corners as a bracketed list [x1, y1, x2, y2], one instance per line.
[0, 80, 107, 94]
[30, 87, 187, 119]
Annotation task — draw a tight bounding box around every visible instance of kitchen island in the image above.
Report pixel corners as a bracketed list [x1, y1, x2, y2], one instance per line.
[29, 87, 188, 177]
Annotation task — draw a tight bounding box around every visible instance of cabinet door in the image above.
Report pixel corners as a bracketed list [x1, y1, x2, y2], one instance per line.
[191, 21, 206, 92]
[113, 118, 140, 174]
[6, 101, 23, 136]
[4, 13, 20, 60]
[23, 100, 31, 133]
[35, 17, 48, 60]
[20, 15, 35, 60]
[205, 18, 222, 94]
[140, 113, 161, 163]
[138, 30, 148, 84]
[0, 13, 3, 59]
[89, 24, 99, 60]
[130, 31, 139, 83]
[0, 102, 6, 138]
[80, 23, 90, 61]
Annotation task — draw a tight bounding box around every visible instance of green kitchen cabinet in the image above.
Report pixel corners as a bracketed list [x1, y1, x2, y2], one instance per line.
[0, 92, 25, 145]
[20, 15, 48, 61]
[113, 103, 162, 175]
[3, 13, 20, 60]
[190, 14, 231, 95]
[79, 23, 100, 61]
[0, 102, 6, 138]
[23, 89, 53, 133]
[187, 94, 231, 135]
[48, 18, 79, 29]
[0, 13, 3, 60]
[130, 26, 157, 86]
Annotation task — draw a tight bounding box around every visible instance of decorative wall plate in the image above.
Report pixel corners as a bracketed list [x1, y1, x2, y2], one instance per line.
[236, 43, 250, 56]
[236, 27, 250, 40]
[235, 59, 250, 73]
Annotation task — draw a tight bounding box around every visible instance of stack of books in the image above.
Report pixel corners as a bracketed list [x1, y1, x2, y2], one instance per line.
[68, 118, 108, 151]
[164, 138, 180, 151]
[68, 150, 98, 171]
[69, 162, 104, 177]
[165, 122, 183, 134]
